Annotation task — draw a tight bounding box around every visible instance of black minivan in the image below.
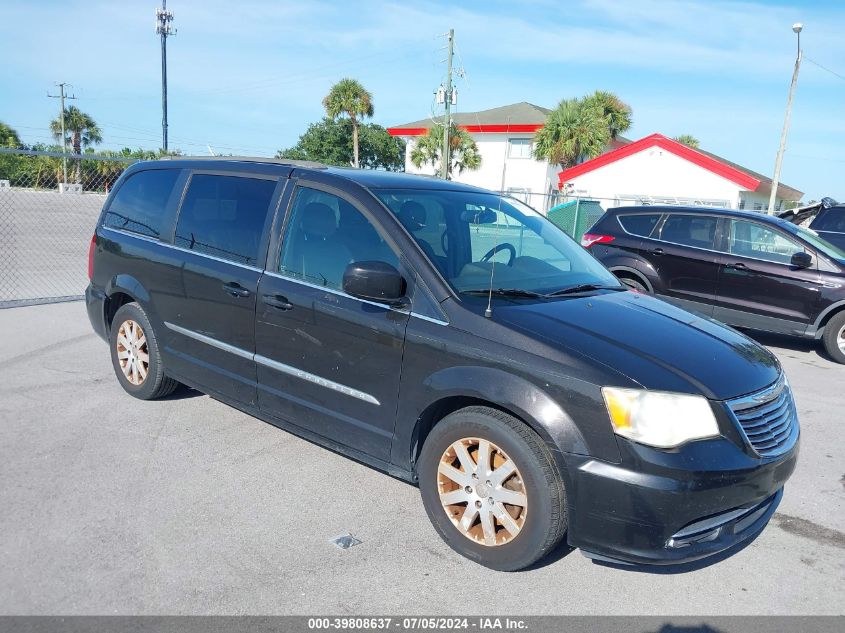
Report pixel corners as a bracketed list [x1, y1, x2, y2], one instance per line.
[584, 205, 845, 364]
[87, 158, 798, 571]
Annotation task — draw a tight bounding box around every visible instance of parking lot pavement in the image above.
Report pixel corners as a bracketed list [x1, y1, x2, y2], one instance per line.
[0, 302, 843, 616]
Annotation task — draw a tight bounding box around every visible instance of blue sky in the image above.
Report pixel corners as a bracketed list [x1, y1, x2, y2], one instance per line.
[2, 0, 843, 201]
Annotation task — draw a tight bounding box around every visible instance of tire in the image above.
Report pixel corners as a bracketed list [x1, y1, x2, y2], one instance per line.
[821, 311, 845, 364]
[617, 274, 647, 293]
[418, 406, 567, 571]
[109, 302, 179, 400]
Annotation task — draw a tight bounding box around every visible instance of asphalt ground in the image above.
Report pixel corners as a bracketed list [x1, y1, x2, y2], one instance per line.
[0, 302, 843, 615]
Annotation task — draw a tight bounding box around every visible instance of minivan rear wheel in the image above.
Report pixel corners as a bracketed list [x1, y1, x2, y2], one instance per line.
[418, 406, 567, 571]
[822, 311, 845, 364]
[110, 302, 179, 399]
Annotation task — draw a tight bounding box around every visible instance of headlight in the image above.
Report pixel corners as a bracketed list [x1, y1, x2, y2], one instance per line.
[601, 387, 720, 448]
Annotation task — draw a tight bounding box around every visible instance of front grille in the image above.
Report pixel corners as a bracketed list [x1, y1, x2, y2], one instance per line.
[728, 376, 798, 458]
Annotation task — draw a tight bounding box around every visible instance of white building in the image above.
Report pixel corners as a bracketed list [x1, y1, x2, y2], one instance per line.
[388, 102, 571, 210]
[558, 133, 803, 212]
[389, 103, 803, 213]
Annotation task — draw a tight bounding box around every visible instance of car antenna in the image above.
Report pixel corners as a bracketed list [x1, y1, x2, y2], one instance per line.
[484, 249, 497, 318]
[485, 200, 503, 318]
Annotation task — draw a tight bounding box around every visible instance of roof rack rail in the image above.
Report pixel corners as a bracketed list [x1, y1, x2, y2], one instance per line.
[158, 155, 328, 169]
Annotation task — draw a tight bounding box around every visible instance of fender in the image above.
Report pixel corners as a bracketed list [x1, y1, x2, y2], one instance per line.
[600, 254, 659, 291]
[104, 274, 156, 328]
[810, 299, 845, 338]
[608, 265, 655, 293]
[393, 365, 612, 477]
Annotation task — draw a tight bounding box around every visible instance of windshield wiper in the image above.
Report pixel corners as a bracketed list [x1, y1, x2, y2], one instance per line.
[544, 283, 627, 297]
[460, 288, 546, 298]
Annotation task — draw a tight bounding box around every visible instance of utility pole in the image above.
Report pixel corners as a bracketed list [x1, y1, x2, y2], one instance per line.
[768, 23, 803, 215]
[156, 1, 175, 152]
[441, 29, 454, 180]
[47, 82, 77, 184]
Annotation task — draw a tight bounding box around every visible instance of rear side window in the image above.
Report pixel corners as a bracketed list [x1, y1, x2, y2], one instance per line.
[659, 214, 718, 249]
[811, 209, 845, 232]
[618, 214, 660, 237]
[174, 174, 277, 266]
[103, 169, 179, 239]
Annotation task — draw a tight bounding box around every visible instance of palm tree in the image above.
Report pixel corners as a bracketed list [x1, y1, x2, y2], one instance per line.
[533, 98, 611, 170]
[673, 134, 700, 149]
[582, 90, 632, 140]
[0, 121, 22, 148]
[410, 122, 481, 179]
[322, 78, 374, 168]
[50, 106, 102, 183]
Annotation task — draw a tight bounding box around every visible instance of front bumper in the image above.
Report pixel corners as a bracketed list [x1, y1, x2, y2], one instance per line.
[564, 433, 799, 566]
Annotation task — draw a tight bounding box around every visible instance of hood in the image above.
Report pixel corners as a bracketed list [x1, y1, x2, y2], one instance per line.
[494, 291, 780, 401]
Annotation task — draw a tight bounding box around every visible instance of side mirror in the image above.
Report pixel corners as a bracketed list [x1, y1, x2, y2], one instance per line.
[791, 251, 813, 268]
[343, 261, 407, 305]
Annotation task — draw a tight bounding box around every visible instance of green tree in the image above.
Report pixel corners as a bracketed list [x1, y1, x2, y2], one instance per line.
[409, 122, 481, 179]
[322, 78, 374, 168]
[673, 134, 700, 149]
[276, 118, 404, 171]
[533, 98, 611, 170]
[49, 106, 103, 183]
[0, 121, 22, 148]
[582, 90, 632, 140]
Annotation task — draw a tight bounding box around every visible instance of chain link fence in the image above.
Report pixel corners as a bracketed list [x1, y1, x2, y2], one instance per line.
[0, 148, 135, 308]
[499, 191, 618, 242]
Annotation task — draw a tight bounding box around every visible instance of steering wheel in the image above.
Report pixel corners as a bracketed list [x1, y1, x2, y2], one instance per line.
[480, 243, 516, 266]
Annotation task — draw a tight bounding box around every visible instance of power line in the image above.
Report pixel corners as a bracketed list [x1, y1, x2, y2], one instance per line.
[805, 56, 845, 82]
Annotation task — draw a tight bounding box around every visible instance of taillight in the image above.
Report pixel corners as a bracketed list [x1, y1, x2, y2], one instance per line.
[580, 233, 615, 248]
[87, 234, 96, 281]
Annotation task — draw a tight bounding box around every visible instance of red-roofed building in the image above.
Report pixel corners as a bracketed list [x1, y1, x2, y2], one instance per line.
[389, 104, 803, 213]
[557, 133, 803, 212]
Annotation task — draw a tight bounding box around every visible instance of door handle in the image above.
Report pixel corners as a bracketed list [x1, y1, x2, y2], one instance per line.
[263, 294, 293, 311]
[650, 247, 664, 255]
[223, 282, 250, 297]
[725, 262, 747, 271]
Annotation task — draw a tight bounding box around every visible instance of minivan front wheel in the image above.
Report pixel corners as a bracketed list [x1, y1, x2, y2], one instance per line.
[110, 302, 178, 399]
[418, 406, 567, 571]
[822, 311, 845, 364]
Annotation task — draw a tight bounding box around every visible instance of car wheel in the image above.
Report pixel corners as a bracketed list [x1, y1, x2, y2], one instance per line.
[109, 302, 179, 399]
[617, 274, 648, 293]
[822, 311, 845, 364]
[418, 406, 567, 571]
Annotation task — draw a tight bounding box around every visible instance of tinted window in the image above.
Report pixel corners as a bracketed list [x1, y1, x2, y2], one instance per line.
[811, 208, 845, 232]
[279, 187, 397, 291]
[103, 169, 179, 238]
[728, 219, 804, 264]
[174, 174, 277, 266]
[618, 214, 660, 237]
[659, 214, 718, 249]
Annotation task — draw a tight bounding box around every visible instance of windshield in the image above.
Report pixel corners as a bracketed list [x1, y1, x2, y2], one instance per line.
[373, 189, 621, 295]
[793, 225, 845, 264]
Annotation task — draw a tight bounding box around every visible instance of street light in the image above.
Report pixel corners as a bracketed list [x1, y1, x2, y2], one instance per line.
[768, 23, 803, 214]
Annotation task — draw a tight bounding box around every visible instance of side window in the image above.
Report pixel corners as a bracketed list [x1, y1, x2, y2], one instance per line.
[279, 187, 398, 291]
[103, 169, 179, 239]
[659, 214, 718, 249]
[174, 174, 277, 266]
[618, 214, 661, 237]
[728, 219, 804, 264]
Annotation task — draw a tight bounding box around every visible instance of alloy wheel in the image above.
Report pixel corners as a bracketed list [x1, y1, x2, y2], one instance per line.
[116, 319, 149, 385]
[839, 323, 845, 353]
[437, 437, 528, 546]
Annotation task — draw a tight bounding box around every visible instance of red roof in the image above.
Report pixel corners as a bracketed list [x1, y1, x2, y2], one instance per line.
[558, 133, 761, 191]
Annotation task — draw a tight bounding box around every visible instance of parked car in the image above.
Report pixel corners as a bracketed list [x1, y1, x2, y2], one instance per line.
[808, 203, 845, 251]
[87, 159, 798, 571]
[583, 205, 845, 364]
